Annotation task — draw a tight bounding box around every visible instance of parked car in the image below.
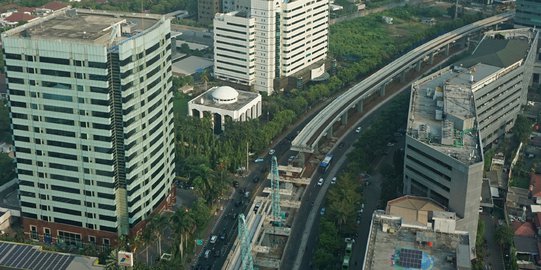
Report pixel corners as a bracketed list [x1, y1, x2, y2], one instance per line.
[254, 202, 261, 212]
[331, 177, 337, 184]
[210, 235, 217, 244]
[204, 250, 211, 259]
[232, 181, 239, 188]
[355, 126, 362, 133]
[269, 149, 275, 155]
[254, 158, 265, 163]
[252, 176, 260, 183]
[320, 207, 326, 215]
[317, 178, 324, 186]
[288, 155, 296, 163]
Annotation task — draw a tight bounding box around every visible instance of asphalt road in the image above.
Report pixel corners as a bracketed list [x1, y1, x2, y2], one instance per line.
[195, 110, 323, 270]
[282, 95, 400, 270]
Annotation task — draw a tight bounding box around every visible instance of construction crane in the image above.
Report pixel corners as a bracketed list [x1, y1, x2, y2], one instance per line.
[238, 214, 254, 270]
[271, 156, 281, 226]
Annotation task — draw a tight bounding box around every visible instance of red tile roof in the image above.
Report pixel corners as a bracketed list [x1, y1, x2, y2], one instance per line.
[531, 173, 541, 197]
[17, 7, 35, 13]
[41, 1, 67, 11]
[4, 12, 35, 23]
[513, 221, 536, 237]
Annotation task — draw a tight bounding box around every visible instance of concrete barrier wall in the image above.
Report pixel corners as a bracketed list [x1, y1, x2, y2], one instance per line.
[0, 178, 17, 194]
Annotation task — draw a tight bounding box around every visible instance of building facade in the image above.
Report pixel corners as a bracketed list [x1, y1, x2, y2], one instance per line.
[188, 86, 262, 131]
[2, 9, 175, 246]
[214, 0, 329, 95]
[403, 29, 538, 251]
[515, 0, 541, 28]
[222, 0, 250, 13]
[198, 0, 221, 25]
[213, 11, 256, 86]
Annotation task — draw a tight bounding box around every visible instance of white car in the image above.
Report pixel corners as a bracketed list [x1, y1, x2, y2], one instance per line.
[355, 126, 362, 133]
[331, 177, 337, 184]
[317, 178, 324, 186]
[269, 149, 275, 155]
[210, 235, 218, 244]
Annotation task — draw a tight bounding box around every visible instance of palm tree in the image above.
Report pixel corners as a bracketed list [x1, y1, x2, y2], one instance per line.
[170, 208, 196, 260]
[151, 214, 170, 257]
[140, 221, 154, 264]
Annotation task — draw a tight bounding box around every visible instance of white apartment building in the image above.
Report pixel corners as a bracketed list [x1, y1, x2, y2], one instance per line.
[403, 29, 538, 252]
[214, 11, 256, 86]
[214, 0, 329, 95]
[2, 9, 175, 246]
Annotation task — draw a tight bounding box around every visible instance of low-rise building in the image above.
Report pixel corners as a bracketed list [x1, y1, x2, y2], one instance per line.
[188, 86, 261, 131]
[363, 197, 471, 270]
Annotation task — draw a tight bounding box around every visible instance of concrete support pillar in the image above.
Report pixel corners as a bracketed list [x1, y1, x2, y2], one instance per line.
[416, 61, 422, 72]
[341, 111, 348, 125]
[356, 99, 364, 113]
[400, 71, 406, 83]
[445, 44, 450, 56]
[429, 53, 434, 65]
[380, 84, 386, 96]
[326, 126, 333, 138]
[221, 114, 225, 130]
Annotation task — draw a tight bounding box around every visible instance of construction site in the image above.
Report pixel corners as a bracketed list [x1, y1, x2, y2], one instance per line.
[221, 156, 312, 270]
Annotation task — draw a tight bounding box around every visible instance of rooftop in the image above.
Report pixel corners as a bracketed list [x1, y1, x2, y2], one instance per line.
[2, 8, 163, 46]
[386, 196, 445, 227]
[531, 174, 541, 197]
[456, 33, 531, 68]
[189, 86, 260, 111]
[0, 241, 103, 270]
[364, 212, 469, 270]
[408, 65, 486, 165]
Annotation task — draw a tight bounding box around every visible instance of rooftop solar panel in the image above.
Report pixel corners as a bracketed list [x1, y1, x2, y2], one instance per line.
[399, 248, 423, 269]
[0, 242, 75, 270]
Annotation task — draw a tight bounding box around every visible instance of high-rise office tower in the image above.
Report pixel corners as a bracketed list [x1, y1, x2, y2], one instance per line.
[2, 9, 176, 246]
[214, 0, 329, 95]
[198, 0, 222, 25]
[403, 29, 538, 251]
[515, 0, 541, 28]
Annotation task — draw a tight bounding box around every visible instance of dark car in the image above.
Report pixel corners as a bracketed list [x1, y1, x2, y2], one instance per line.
[252, 176, 260, 183]
[338, 142, 345, 149]
[214, 249, 221, 257]
[235, 200, 243, 207]
[232, 181, 239, 188]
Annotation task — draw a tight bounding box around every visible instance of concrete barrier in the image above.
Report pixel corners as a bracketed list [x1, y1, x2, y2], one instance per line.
[0, 178, 17, 194]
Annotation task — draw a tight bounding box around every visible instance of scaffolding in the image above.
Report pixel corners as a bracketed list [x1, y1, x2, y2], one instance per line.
[238, 214, 254, 270]
[271, 156, 282, 226]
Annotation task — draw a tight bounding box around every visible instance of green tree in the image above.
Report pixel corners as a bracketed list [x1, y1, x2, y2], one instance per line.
[495, 225, 514, 247]
[514, 115, 532, 144]
[327, 173, 361, 229]
[0, 153, 15, 185]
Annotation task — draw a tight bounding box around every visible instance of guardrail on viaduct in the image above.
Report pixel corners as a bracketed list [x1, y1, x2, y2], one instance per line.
[291, 13, 513, 153]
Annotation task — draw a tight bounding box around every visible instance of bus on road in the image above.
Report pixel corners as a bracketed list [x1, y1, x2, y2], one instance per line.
[319, 154, 333, 173]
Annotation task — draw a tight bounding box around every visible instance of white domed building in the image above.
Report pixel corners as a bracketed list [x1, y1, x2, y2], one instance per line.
[188, 86, 262, 131]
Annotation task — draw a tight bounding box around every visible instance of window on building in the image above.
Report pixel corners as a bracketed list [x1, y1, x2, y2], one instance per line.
[58, 230, 82, 247]
[30, 225, 38, 240]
